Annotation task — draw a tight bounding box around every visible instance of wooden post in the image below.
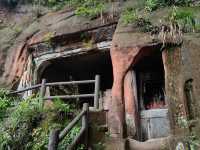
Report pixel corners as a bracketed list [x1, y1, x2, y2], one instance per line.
[83, 103, 89, 149]
[94, 75, 100, 109]
[40, 79, 46, 108]
[48, 129, 60, 150]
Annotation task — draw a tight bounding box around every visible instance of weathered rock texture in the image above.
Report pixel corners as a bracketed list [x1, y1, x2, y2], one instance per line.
[108, 5, 200, 139]
[109, 18, 163, 137]
[0, 3, 120, 88]
[1, 2, 200, 148]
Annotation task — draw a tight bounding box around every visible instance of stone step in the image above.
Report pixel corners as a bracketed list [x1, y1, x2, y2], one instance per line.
[104, 138, 126, 150]
[103, 137, 171, 150]
[127, 137, 170, 150]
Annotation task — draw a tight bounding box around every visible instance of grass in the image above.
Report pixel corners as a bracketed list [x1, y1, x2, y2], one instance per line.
[167, 7, 199, 32]
[75, 0, 106, 19]
[121, 7, 139, 25]
[145, 0, 193, 12]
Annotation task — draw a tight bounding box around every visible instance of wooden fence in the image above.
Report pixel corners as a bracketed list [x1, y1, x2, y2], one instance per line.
[10, 75, 100, 109]
[48, 103, 89, 150]
[10, 75, 101, 149]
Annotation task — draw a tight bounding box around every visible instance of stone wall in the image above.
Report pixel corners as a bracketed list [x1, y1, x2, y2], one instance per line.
[181, 36, 200, 134]
[162, 47, 187, 134]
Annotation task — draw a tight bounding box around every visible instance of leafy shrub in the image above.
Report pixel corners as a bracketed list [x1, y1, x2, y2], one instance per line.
[121, 8, 139, 25]
[53, 98, 75, 113]
[0, 92, 81, 150]
[75, 0, 105, 19]
[0, 89, 16, 121]
[145, 0, 160, 12]
[167, 0, 192, 6]
[145, 0, 192, 12]
[121, 7, 154, 32]
[58, 126, 82, 149]
[0, 95, 43, 150]
[168, 7, 197, 32]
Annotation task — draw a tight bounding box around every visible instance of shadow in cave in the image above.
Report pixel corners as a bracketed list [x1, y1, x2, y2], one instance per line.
[40, 51, 113, 107]
[133, 50, 170, 141]
[134, 50, 165, 111]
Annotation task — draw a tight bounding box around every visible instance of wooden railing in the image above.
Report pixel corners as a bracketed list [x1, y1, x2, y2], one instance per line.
[10, 75, 101, 109]
[48, 103, 89, 150]
[10, 75, 101, 150]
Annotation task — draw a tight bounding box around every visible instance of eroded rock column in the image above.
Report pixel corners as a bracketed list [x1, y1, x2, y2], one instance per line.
[124, 70, 139, 138]
[109, 46, 140, 138]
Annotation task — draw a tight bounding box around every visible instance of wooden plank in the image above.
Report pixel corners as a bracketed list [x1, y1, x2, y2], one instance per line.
[48, 129, 60, 150]
[9, 84, 41, 94]
[68, 103, 89, 150]
[10, 79, 95, 95]
[44, 94, 95, 100]
[40, 79, 46, 97]
[40, 79, 46, 108]
[46, 80, 95, 86]
[82, 103, 89, 148]
[59, 110, 86, 140]
[94, 75, 100, 109]
[68, 128, 85, 150]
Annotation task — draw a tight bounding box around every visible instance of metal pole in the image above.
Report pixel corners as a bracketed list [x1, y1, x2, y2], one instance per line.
[94, 75, 100, 109]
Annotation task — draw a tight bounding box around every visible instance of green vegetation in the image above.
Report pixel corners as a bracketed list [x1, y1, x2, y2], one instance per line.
[145, 0, 192, 12]
[75, 0, 105, 19]
[0, 90, 81, 150]
[0, 89, 15, 121]
[93, 142, 105, 150]
[2, 0, 106, 18]
[185, 134, 200, 150]
[177, 116, 200, 149]
[58, 126, 83, 150]
[167, 7, 200, 32]
[145, 0, 162, 12]
[121, 0, 200, 35]
[121, 7, 154, 33]
[121, 8, 139, 25]
[0, 95, 43, 149]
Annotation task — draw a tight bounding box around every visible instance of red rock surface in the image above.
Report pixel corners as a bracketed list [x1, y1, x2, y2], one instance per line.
[109, 22, 163, 137]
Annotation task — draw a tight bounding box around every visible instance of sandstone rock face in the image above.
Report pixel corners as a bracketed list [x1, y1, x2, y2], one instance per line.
[108, 6, 200, 138]
[0, 6, 40, 88]
[1, 3, 200, 145]
[0, 3, 120, 88]
[109, 19, 162, 137]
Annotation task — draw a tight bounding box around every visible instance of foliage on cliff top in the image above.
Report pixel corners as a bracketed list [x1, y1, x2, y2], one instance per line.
[75, 0, 106, 19]
[145, 0, 194, 12]
[167, 7, 200, 32]
[121, 7, 139, 25]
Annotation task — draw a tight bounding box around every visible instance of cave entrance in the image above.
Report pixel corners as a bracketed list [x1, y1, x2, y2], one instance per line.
[39, 50, 113, 106]
[134, 50, 170, 141]
[135, 52, 165, 111]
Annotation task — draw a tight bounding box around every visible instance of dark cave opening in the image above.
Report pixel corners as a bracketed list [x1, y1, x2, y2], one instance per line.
[40, 51, 113, 105]
[134, 51, 165, 110]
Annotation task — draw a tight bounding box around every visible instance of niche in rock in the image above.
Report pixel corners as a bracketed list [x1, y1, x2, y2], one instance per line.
[134, 52, 165, 110]
[39, 51, 113, 106]
[134, 50, 170, 141]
